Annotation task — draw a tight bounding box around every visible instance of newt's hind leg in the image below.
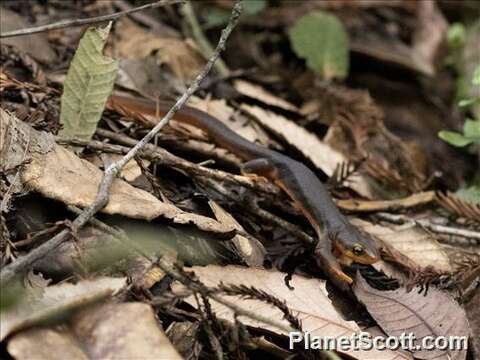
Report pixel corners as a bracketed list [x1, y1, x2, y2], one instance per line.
[241, 158, 278, 182]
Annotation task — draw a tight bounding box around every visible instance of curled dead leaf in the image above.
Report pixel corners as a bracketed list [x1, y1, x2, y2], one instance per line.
[354, 273, 470, 360]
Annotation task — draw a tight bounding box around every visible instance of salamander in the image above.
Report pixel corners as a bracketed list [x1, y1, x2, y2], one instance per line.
[107, 94, 380, 290]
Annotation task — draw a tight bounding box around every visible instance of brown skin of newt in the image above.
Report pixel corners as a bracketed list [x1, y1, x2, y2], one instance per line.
[107, 94, 380, 290]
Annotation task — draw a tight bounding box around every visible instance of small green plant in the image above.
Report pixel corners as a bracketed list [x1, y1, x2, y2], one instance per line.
[447, 22, 465, 50]
[438, 51, 480, 203]
[438, 118, 480, 147]
[203, 0, 266, 28]
[438, 64, 480, 147]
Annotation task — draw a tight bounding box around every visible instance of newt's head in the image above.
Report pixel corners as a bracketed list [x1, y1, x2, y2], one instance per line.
[332, 225, 380, 266]
[315, 224, 380, 290]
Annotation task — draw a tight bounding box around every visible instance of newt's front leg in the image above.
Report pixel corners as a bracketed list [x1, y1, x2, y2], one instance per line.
[241, 158, 279, 180]
[314, 231, 353, 292]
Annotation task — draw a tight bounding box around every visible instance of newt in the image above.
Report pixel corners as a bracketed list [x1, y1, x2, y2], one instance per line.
[107, 94, 380, 290]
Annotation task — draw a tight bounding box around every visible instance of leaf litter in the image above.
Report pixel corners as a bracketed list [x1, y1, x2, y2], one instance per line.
[0, 1, 478, 359]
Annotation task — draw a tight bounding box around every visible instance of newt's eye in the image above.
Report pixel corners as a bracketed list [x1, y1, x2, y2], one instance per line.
[352, 244, 364, 256]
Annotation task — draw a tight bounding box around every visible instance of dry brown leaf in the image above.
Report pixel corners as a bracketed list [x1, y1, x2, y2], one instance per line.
[0, 277, 126, 341]
[116, 57, 173, 99]
[208, 200, 266, 267]
[190, 97, 273, 146]
[321, 87, 428, 192]
[0, 108, 55, 202]
[346, 1, 447, 76]
[0, 109, 234, 234]
[71, 302, 182, 360]
[0, 8, 56, 64]
[6, 302, 182, 359]
[350, 31, 434, 76]
[112, 17, 204, 83]
[8, 328, 88, 360]
[21, 145, 157, 217]
[111, 17, 204, 97]
[173, 265, 412, 360]
[352, 219, 451, 272]
[411, 1, 448, 76]
[240, 104, 374, 198]
[465, 290, 480, 356]
[233, 80, 300, 112]
[354, 274, 470, 360]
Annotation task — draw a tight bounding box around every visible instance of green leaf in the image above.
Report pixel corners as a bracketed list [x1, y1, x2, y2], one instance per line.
[456, 185, 480, 204]
[60, 23, 118, 141]
[438, 130, 473, 147]
[473, 64, 480, 85]
[203, 8, 231, 28]
[244, 0, 266, 15]
[458, 98, 477, 107]
[463, 119, 480, 139]
[204, 1, 265, 28]
[288, 11, 349, 80]
[447, 23, 465, 49]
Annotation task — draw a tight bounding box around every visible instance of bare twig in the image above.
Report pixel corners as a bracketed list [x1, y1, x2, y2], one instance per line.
[0, 0, 183, 38]
[114, 0, 180, 38]
[336, 191, 436, 212]
[0, 1, 243, 284]
[376, 212, 480, 244]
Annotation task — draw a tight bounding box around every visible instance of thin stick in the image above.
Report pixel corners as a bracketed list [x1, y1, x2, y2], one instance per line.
[0, 1, 243, 284]
[0, 0, 183, 38]
[376, 212, 480, 244]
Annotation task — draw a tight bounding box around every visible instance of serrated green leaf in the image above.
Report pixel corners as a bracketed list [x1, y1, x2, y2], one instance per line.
[60, 23, 118, 141]
[438, 130, 473, 147]
[288, 11, 349, 80]
[463, 119, 480, 139]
